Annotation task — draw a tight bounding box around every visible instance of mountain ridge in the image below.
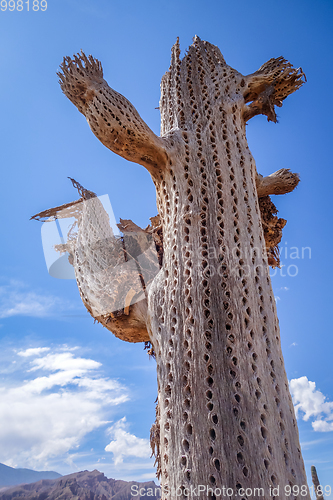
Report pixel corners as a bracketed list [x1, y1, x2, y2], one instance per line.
[0, 469, 160, 499]
[0, 462, 61, 487]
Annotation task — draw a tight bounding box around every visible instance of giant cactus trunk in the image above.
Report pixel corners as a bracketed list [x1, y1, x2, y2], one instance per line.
[37, 37, 309, 497]
[148, 38, 307, 496]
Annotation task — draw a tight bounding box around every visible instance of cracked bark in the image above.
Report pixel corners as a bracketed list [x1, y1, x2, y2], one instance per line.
[36, 37, 309, 498]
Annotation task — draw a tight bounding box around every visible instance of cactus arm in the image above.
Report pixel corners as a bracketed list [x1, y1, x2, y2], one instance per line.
[256, 168, 300, 197]
[58, 52, 169, 172]
[242, 56, 306, 122]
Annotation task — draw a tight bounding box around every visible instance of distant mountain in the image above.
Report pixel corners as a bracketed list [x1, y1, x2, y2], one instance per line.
[0, 469, 160, 499]
[0, 462, 61, 487]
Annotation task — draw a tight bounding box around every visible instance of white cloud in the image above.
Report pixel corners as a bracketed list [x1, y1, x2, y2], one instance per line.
[312, 420, 333, 432]
[290, 376, 333, 432]
[0, 281, 74, 318]
[29, 351, 100, 373]
[105, 417, 151, 465]
[0, 346, 129, 470]
[17, 347, 50, 357]
[289, 342, 298, 347]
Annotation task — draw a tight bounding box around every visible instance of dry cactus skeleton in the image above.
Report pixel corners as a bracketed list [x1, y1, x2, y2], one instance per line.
[32, 177, 162, 343]
[311, 466, 324, 500]
[33, 37, 308, 495]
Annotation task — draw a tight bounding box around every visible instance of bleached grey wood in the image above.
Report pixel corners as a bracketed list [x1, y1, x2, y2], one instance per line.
[56, 37, 309, 498]
[256, 169, 300, 197]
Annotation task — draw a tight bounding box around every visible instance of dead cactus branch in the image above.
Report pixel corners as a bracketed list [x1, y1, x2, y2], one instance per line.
[58, 52, 169, 172]
[30, 198, 83, 222]
[256, 168, 300, 197]
[259, 195, 287, 267]
[243, 56, 306, 122]
[57, 52, 104, 114]
[32, 179, 163, 343]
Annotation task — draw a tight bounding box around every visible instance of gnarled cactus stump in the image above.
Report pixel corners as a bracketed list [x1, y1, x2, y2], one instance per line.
[36, 37, 309, 497]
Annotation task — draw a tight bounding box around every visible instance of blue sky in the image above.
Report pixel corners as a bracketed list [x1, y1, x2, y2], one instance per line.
[0, 0, 333, 491]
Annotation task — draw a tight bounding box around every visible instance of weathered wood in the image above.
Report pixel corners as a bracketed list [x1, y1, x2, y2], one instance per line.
[242, 56, 305, 123]
[58, 52, 169, 172]
[39, 37, 308, 497]
[31, 181, 161, 343]
[147, 37, 308, 496]
[311, 465, 324, 500]
[256, 169, 300, 197]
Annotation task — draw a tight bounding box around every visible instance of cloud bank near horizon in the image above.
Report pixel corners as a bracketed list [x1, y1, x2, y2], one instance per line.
[0, 345, 130, 470]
